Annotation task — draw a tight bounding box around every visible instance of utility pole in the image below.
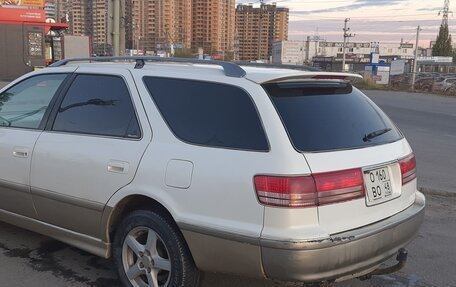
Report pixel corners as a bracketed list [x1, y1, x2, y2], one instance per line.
[112, 0, 120, 56]
[342, 18, 355, 72]
[257, 0, 265, 61]
[411, 26, 422, 90]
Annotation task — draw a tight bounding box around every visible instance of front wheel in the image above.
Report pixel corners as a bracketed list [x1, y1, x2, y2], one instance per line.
[113, 210, 198, 287]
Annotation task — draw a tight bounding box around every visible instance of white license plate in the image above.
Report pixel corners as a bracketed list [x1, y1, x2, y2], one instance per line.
[364, 166, 393, 205]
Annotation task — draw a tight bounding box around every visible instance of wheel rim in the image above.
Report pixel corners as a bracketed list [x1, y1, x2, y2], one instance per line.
[122, 227, 172, 287]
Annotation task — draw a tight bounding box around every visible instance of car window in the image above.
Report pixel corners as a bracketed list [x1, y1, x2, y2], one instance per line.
[52, 74, 141, 139]
[263, 81, 403, 152]
[143, 77, 269, 151]
[0, 74, 67, 129]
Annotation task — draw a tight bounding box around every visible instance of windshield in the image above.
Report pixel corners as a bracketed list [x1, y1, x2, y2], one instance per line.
[263, 81, 403, 152]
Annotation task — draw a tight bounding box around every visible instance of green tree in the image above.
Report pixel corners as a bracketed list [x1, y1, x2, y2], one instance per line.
[173, 48, 194, 58]
[433, 23, 453, 57]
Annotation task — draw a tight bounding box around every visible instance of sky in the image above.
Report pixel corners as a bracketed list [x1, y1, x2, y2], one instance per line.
[235, 0, 452, 48]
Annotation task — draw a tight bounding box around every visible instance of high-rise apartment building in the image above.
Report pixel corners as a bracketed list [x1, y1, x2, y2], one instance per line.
[68, 0, 90, 36]
[44, 0, 70, 22]
[45, 0, 57, 20]
[236, 3, 289, 61]
[90, 0, 110, 55]
[132, 0, 192, 53]
[192, 0, 235, 55]
[50, 0, 238, 56]
[62, 0, 129, 55]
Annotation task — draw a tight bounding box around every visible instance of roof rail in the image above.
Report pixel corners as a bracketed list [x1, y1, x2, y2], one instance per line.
[49, 56, 247, 78]
[236, 62, 320, 72]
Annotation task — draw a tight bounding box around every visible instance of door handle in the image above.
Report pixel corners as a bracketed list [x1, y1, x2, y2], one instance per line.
[13, 147, 29, 158]
[108, 161, 130, 174]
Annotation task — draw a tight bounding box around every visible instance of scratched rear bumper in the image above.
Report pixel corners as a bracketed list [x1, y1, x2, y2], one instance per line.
[260, 192, 425, 283]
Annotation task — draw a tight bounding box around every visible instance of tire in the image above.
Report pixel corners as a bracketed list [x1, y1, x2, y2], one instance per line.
[113, 210, 199, 287]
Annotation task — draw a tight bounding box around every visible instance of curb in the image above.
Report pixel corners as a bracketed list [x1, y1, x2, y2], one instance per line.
[419, 187, 456, 198]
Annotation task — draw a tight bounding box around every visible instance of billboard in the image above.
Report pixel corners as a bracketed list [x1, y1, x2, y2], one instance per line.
[0, 7, 45, 22]
[0, 0, 44, 7]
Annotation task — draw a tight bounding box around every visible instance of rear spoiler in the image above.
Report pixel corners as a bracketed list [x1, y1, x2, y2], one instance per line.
[249, 72, 363, 84]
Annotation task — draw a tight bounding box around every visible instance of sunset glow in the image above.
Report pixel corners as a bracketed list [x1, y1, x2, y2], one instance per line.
[236, 0, 449, 46]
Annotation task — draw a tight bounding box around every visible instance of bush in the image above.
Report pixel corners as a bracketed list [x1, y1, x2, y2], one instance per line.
[353, 77, 387, 90]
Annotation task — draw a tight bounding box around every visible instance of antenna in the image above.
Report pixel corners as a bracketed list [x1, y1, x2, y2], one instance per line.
[439, 0, 453, 26]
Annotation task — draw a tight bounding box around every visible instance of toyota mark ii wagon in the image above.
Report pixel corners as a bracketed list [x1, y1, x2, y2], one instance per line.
[0, 57, 425, 287]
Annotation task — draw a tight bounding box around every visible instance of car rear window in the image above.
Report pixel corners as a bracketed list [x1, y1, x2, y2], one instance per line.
[143, 77, 269, 151]
[263, 81, 403, 152]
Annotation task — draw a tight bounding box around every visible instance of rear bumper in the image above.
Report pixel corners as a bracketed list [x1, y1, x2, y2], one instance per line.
[261, 191, 425, 283]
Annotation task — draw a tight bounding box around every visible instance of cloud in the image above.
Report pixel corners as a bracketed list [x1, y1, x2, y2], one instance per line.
[416, 7, 441, 12]
[291, 0, 405, 15]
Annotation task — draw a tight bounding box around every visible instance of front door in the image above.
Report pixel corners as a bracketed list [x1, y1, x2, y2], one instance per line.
[30, 69, 151, 238]
[0, 73, 69, 218]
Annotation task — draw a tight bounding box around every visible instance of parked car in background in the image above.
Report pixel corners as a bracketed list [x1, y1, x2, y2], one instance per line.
[0, 57, 425, 287]
[432, 77, 456, 92]
[443, 82, 456, 96]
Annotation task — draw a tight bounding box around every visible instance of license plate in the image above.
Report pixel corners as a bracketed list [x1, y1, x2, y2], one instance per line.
[364, 166, 393, 205]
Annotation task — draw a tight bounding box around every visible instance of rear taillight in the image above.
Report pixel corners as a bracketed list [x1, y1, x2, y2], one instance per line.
[399, 154, 416, 185]
[313, 168, 365, 205]
[254, 176, 317, 207]
[254, 168, 365, 208]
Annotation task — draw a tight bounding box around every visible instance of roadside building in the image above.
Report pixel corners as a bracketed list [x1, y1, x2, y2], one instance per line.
[273, 38, 415, 71]
[0, 1, 68, 80]
[418, 57, 456, 73]
[236, 3, 289, 61]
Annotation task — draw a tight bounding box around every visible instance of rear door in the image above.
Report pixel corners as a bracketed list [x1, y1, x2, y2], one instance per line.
[30, 68, 151, 238]
[263, 81, 417, 234]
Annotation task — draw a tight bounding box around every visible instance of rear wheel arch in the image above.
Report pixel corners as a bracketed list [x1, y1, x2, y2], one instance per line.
[105, 195, 177, 247]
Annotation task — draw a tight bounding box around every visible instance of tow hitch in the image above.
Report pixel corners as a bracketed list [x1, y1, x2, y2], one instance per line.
[358, 248, 408, 280]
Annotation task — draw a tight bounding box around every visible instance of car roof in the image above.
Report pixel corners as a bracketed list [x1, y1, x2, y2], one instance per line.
[48, 59, 363, 84]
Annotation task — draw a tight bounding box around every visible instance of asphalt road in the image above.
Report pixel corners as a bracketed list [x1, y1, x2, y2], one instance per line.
[364, 90, 456, 194]
[0, 194, 454, 287]
[0, 86, 455, 286]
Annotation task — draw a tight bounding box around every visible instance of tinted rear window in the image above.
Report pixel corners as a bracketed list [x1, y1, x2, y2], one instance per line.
[263, 82, 402, 152]
[144, 77, 269, 151]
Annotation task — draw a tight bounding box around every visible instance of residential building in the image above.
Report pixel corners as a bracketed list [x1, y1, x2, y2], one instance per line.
[68, 0, 90, 36]
[236, 3, 289, 61]
[43, 0, 70, 23]
[132, 0, 192, 53]
[91, 0, 110, 55]
[63, 0, 129, 55]
[192, 0, 235, 56]
[45, 0, 57, 20]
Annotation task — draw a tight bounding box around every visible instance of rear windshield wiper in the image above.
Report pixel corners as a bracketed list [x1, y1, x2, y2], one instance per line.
[363, 128, 392, 142]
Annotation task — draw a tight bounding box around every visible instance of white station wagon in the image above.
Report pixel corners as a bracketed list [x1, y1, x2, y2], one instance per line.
[0, 57, 425, 287]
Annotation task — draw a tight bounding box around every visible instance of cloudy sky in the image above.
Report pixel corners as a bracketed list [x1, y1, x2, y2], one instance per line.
[236, 0, 452, 48]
